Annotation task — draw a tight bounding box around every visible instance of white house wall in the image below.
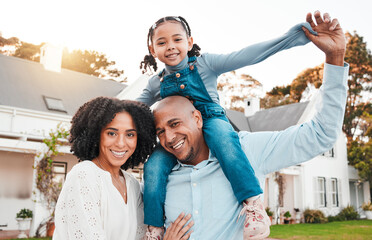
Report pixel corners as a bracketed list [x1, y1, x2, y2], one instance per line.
[301, 134, 350, 216]
[348, 165, 371, 206]
[0, 105, 76, 232]
[0, 151, 34, 230]
[0, 105, 71, 134]
[282, 175, 295, 215]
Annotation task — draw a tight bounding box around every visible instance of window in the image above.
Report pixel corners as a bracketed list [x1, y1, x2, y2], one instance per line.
[322, 148, 334, 157]
[317, 177, 327, 207]
[330, 178, 339, 207]
[52, 162, 67, 184]
[43, 96, 67, 112]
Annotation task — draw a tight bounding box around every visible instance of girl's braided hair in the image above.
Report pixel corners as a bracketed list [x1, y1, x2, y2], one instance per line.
[140, 16, 201, 74]
[69, 97, 156, 170]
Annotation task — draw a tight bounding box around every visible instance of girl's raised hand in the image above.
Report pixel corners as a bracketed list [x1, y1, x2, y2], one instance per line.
[163, 212, 194, 240]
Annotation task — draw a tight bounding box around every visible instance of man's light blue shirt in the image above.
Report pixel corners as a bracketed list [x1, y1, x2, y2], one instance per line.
[164, 63, 349, 240]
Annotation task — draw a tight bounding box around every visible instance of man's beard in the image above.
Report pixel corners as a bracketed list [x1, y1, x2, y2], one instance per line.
[179, 147, 195, 164]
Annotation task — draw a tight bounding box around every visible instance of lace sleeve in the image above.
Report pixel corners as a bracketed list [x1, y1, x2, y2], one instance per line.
[54, 164, 106, 240]
[134, 177, 147, 240]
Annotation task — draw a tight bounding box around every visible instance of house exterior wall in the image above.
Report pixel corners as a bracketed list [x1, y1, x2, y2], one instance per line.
[0, 151, 34, 230]
[282, 175, 295, 215]
[348, 165, 371, 213]
[264, 134, 352, 222]
[301, 134, 350, 216]
[0, 105, 71, 134]
[0, 105, 75, 232]
[0, 151, 78, 231]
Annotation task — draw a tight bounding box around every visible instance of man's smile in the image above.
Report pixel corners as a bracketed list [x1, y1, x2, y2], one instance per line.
[172, 139, 185, 150]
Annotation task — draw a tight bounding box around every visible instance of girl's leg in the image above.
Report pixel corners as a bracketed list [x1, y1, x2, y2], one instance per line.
[203, 117, 271, 240]
[203, 117, 271, 239]
[143, 144, 177, 227]
[203, 117, 262, 203]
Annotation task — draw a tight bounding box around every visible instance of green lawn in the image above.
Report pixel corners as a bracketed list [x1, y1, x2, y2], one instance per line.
[4, 220, 372, 240]
[269, 220, 372, 240]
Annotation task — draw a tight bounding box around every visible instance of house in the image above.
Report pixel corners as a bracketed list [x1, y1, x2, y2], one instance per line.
[226, 96, 371, 223]
[0, 48, 126, 235]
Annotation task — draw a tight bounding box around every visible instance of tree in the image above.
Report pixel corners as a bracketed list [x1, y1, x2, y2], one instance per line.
[0, 35, 19, 55]
[0, 35, 19, 46]
[2, 37, 126, 81]
[218, 71, 263, 112]
[61, 48, 126, 82]
[343, 32, 372, 143]
[260, 84, 295, 109]
[289, 64, 324, 102]
[348, 114, 372, 198]
[13, 41, 44, 62]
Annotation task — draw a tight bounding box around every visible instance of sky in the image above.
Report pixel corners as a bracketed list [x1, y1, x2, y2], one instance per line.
[1, 0, 371, 92]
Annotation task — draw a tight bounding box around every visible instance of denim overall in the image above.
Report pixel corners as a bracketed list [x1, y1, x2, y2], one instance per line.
[143, 56, 262, 227]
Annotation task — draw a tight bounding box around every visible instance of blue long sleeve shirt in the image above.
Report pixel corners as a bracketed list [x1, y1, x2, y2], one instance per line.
[136, 22, 317, 106]
[163, 63, 349, 240]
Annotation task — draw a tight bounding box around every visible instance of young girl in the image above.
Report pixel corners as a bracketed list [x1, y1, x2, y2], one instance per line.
[137, 16, 317, 240]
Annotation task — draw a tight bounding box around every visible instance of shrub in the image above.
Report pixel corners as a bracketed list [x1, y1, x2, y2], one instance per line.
[284, 211, 291, 218]
[265, 207, 274, 217]
[327, 215, 345, 222]
[338, 205, 359, 220]
[362, 202, 372, 211]
[327, 205, 359, 222]
[16, 208, 33, 219]
[303, 209, 327, 223]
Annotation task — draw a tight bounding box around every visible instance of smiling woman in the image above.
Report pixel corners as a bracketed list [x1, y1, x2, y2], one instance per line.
[53, 97, 157, 240]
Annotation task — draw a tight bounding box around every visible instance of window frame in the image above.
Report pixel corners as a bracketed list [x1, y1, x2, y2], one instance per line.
[330, 178, 339, 207]
[52, 161, 67, 184]
[317, 177, 327, 207]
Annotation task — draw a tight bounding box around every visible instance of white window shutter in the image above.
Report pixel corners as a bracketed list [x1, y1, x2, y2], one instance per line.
[327, 178, 334, 207]
[337, 178, 342, 208]
[313, 177, 319, 208]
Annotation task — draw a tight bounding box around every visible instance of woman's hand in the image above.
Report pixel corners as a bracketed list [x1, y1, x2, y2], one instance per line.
[163, 212, 194, 240]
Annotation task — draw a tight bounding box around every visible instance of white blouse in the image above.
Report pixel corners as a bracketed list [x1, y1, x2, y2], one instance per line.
[53, 161, 146, 240]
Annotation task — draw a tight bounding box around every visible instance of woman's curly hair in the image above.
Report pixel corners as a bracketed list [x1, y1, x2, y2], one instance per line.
[140, 16, 201, 74]
[69, 97, 156, 170]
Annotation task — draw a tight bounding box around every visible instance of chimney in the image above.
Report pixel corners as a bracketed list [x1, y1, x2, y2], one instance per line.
[244, 97, 260, 117]
[40, 43, 63, 72]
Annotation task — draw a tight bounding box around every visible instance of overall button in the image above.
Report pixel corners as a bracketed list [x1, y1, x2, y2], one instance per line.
[189, 65, 194, 70]
[160, 77, 164, 82]
[176, 73, 181, 78]
[180, 84, 185, 89]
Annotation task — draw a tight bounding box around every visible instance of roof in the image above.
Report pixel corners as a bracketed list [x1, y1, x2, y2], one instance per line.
[226, 101, 309, 132]
[0, 54, 126, 116]
[225, 109, 251, 131]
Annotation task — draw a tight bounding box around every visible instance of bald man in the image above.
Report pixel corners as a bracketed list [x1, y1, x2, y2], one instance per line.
[147, 13, 349, 240]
